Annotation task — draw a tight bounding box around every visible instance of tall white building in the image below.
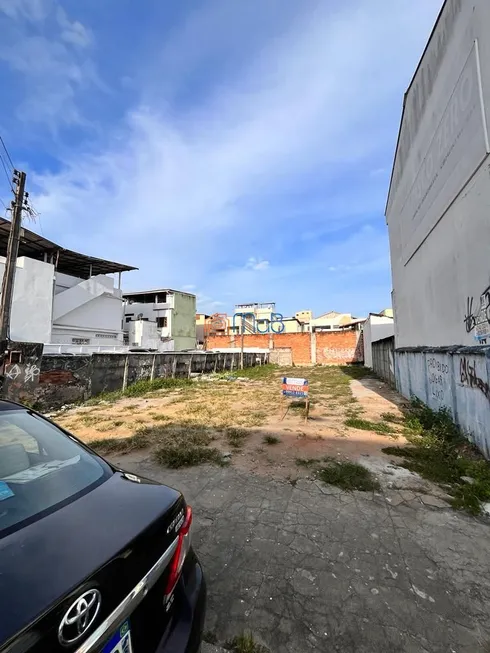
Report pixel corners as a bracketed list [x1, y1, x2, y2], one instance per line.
[386, 0, 490, 348]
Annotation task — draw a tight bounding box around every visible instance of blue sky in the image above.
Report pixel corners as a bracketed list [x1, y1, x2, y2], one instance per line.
[0, 0, 443, 317]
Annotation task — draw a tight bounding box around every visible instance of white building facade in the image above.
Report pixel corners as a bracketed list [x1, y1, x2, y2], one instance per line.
[386, 0, 490, 456]
[123, 289, 196, 351]
[363, 314, 395, 369]
[0, 218, 136, 352]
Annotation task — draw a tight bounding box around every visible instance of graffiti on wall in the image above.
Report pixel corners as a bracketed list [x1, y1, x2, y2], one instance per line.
[463, 285, 490, 343]
[427, 356, 450, 402]
[460, 356, 490, 401]
[233, 312, 285, 334]
[321, 347, 356, 361]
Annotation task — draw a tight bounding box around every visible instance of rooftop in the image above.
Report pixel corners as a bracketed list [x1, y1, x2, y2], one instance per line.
[123, 288, 196, 298]
[0, 217, 137, 279]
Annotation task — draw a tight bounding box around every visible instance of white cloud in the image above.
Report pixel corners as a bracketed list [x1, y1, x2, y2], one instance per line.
[0, 0, 52, 22]
[21, 0, 442, 313]
[0, 0, 96, 127]
[246, 258, 270, 271]
[56, 7, 92, 48]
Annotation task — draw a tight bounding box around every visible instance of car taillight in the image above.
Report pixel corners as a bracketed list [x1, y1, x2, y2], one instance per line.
[163, 506, 192, 609]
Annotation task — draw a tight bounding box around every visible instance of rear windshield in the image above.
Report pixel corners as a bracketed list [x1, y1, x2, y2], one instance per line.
[0, 410, 110, 536]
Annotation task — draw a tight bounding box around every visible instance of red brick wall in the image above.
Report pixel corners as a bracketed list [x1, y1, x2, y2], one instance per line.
[272, 333, 311, 364]
[207, 330, 363, 365]
[316, 331, 362, 364]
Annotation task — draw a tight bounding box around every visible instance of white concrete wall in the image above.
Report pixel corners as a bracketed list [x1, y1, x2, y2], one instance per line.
[124, 292, 196, 350]
[363, 315, 395, 368]
[53, 273, 124, 346]
[0, 256, 54, 343]
[396, 348, 490, 458]
[128, 320, 161, 350]
[387, 0, 490, 348]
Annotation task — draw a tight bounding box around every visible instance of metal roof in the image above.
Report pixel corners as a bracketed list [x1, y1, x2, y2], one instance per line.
[123, 288, 196, 297]
[0, 217, 137, 279]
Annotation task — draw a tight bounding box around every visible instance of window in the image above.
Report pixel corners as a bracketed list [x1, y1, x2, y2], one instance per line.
[0, 410, 110, 536]
[156, 293, 167, 303]
[125, 317, 132, 323]
[72, 338, 90, 345]
[157, 317, 168, 328]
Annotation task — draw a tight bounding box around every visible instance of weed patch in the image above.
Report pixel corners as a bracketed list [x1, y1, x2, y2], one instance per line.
[225, 632, 269, 653]
[263, 435, 280, 445]
[383, 399, 490, 515]
[317, 458, 380, 492]
[90, 432, 151, 454]
[233, 364, 279, 380]
[85, 377, 193, 405]
[226, 427, 249, 449]
[381, 412, 403, 424]
[154, 444, 223, 468]
[345, 417, 395, 436]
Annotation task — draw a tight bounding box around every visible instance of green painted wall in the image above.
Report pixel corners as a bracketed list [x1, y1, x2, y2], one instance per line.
[171, 292, 196, 350]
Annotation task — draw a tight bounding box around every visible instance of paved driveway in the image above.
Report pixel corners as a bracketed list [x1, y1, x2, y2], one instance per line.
[116, 458, 490, 653]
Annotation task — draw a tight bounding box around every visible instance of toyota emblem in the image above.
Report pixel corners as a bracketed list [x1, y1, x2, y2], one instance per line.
[58, 589, 101, 646]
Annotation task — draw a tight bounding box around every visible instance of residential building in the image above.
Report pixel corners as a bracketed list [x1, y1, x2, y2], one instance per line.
[386, 0, 490, 348]
[123, 289, 196, 351]
[311, 311, 364, 331]
[295, 310, 312, 323]
[0, 218, 136, 350]
[363, 313, 395, 369]
[385, 0, 490, 454]
[196, 313, 211, 347]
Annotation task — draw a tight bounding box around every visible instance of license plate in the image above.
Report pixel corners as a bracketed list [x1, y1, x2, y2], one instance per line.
[102, 620, 133, 653]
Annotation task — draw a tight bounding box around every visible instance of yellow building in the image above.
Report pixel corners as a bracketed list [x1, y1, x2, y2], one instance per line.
[295, 310, 312, 322]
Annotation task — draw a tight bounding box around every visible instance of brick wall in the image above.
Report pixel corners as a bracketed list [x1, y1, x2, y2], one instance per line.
[316, 331, 363, 364]
[207, 330, 362, 365]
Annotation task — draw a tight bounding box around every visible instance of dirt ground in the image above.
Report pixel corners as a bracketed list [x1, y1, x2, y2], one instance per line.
[53, 365, 410, 482]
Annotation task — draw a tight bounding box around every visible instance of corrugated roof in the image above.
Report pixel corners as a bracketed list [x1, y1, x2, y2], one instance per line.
[0, 217, 137, 278]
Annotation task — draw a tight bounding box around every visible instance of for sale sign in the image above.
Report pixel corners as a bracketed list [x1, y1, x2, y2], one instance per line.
[282, 377, 309, 398]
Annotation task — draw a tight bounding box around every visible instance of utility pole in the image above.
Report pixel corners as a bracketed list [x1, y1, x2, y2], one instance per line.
[0, 170, 26, 341]
[240, 317, 245, 370]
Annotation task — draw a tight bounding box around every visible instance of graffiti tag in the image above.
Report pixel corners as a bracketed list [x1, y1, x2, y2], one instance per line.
[233, 312, 285, 334]
[464, 285, 490, 343]
[427, 357, 449, 402]
[5, 364, 21, 381]
[24, 364, 40, 383]
[460, 357, 490, 401]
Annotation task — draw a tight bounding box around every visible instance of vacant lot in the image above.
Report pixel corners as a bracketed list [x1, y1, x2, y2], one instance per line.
[54, 365, 408, 480]
[52, 364, 490, 652]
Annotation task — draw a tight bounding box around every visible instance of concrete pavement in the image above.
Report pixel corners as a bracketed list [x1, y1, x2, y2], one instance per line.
[115, 457, 490, 653]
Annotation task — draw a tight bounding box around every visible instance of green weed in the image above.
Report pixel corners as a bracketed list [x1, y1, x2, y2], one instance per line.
[263, 435, 280, 445]
[317, 458, 380, 492]
[345, 417, 395, 436]
[383, 399, 490, 515]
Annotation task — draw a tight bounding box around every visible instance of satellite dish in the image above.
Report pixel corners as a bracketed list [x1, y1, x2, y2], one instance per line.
[137, 313, 144, 320]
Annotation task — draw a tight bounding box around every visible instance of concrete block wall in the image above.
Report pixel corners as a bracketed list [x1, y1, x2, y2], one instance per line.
[34, 351, 268, 409]
[395, 346, 490, 458]
[207, 330, 362, 366]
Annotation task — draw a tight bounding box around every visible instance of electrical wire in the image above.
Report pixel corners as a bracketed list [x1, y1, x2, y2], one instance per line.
[0, 136, 14, 172]
[0, 154, 13, 192]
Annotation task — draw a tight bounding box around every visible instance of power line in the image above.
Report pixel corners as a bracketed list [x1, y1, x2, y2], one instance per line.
[0, 136, 14, 172]
[0, 154, 14, 192]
